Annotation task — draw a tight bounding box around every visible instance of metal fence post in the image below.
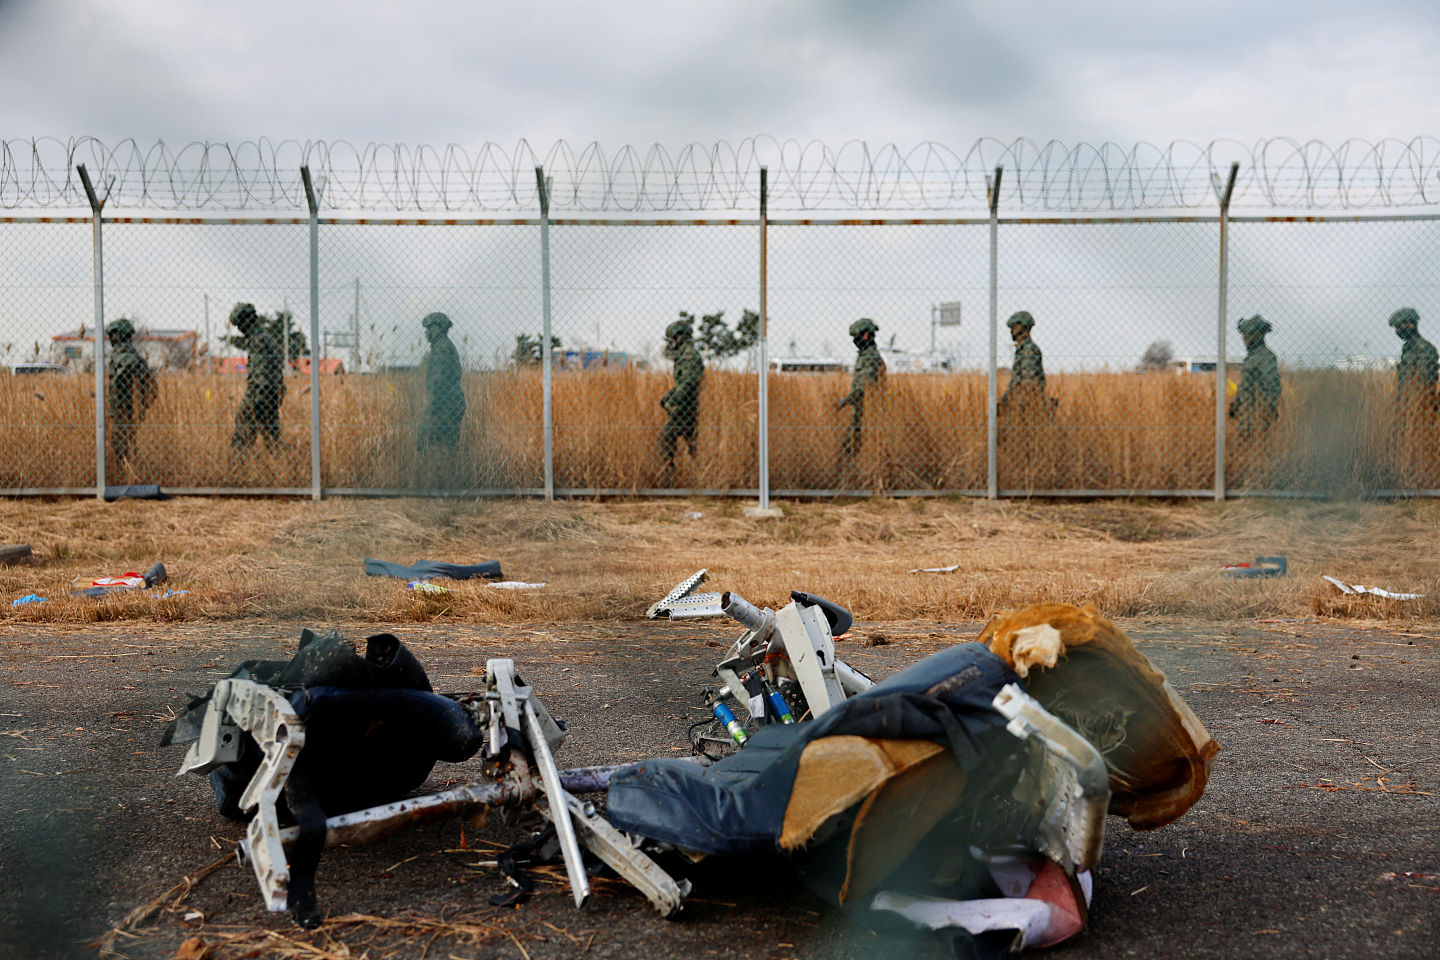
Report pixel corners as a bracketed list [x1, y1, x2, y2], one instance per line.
[1215, 162, 1239, 501]
[536, 167, 555, 501]
[77, 164, 107, 500]
[758, 166, 770, 510]
[301, 166, 323, 501]
[986, 166, 1002, 500]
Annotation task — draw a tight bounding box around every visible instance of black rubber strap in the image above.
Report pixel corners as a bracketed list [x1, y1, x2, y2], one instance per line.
[282, 754, 327, 929]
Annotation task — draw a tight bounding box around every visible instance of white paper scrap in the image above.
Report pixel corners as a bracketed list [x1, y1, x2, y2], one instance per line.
[1323, 575, 1423, 600]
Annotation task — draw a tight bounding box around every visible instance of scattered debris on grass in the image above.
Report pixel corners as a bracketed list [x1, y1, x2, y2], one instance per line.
[909, 563, 960, 574]
[1322, 575, 1424, 601]
[0, 543, 32, 566]
[365, 558, 502, 581]
[1223, 556, 1286, 578]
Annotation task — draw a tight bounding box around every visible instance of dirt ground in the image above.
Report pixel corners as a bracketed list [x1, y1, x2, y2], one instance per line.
[2, 613, 1437, 960]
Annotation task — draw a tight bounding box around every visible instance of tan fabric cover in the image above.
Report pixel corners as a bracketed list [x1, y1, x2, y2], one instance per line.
[779, 736, 944, 851]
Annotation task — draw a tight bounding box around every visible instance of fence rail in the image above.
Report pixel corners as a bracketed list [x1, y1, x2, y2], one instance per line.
[3, 156, 1439, 502]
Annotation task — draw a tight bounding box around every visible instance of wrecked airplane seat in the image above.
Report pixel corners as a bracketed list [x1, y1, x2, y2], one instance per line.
[978, 602, 1219, 829]
[164, 629, 490, 926]
[608, 642, 1110, 944]
[165, 632, 689, 928]
[644, 587, 1216, 949]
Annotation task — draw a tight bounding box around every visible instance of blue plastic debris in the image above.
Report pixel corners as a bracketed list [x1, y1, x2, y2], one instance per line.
[12, 594, 48, 607]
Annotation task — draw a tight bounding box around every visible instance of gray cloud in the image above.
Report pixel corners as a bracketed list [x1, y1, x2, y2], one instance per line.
[0, 0, 1436, 152]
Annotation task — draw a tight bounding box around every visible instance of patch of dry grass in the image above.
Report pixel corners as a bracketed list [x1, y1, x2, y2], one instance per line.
[4, 367, 1438, 491]
[2, 495, 1437, 627]
[91, 847, 572, 960]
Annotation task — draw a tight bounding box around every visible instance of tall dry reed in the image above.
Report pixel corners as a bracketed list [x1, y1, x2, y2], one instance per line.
[1, 367, 1434, 491]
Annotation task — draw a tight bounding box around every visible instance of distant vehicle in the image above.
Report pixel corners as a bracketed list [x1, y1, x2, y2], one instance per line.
[770, 356, 846, 374]
[1333, 355, 1397, 371]
[879, 349, 952, 373]
[8, 362, 68, 375]
[1171, 357, 1220, 374]
[555, 348, 631, 370]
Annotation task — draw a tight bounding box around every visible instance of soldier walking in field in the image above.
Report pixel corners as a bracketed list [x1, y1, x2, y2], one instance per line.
[228, 302, 287, 451]
[1228, 315, 1281, 439]
[105, 317, 156, 466]
[836, 317, 886, 458]
[660, 317, 704, 467]
[1389, 307, 1439, 482]
[418, 312, 466, 450]
[1391, 307, 1438, 412]
[998, 311, 1054, 419]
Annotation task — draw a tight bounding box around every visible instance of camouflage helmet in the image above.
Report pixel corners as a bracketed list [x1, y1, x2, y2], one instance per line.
[229, 302, 258, 328]
[664, 318, 693, 341]
[1237, 315, 1272, 336]
[105, 317, 135, 341]
[848, 317, 878, 338]
[1388, 307, 1420, 329]
[1006, 310, 1035, 331]
[421, 311, 452, 333]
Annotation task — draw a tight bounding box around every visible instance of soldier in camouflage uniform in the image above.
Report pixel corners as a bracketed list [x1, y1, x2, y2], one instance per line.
[228, 302, 287, 450]
[1391, 307, 1438, 412]
[418, 312, 466, 449]
[660, 317, 704, 466]
[999, 311, 1053, 419]
[1228, 315, 1281, 439]
[836, 317, 886, 458]
[1389, 307, 1439, 482]
[105, 317, 156, 465]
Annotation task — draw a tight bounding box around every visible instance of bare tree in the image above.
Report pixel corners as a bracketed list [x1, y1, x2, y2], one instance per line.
[1139, 340, 1174, 371]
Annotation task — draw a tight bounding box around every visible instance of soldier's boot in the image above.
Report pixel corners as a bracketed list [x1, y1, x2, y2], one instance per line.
[659, 423, 679, 469]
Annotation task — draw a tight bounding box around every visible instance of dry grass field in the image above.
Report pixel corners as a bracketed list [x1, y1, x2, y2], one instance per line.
[2, 495, 1437, 627]
[2, 366, 1435, 491]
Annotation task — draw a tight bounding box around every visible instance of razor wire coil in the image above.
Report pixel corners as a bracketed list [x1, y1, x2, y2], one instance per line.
[5, 136, 1440, 214]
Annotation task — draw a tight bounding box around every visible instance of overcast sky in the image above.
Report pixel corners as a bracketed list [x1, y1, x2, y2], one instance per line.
[3, 0, 1438, 369]
[1, 0, 1437, 148]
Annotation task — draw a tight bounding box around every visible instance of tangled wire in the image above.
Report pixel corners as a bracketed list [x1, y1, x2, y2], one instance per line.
[5, 136, 1440, 214]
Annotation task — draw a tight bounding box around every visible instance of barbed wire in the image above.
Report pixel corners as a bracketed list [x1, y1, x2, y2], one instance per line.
[3, 136, 1439, 214]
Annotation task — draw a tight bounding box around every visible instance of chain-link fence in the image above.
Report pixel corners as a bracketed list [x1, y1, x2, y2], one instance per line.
[1227, 217, 1440, 495]
[5, 142, 1440, 500]
[316, 221, 543, 494]
[0, 219, 92, 491]
[994, 219, 1222, 495]
[549, 222, 758, 493]
[768, 221, 991, 494]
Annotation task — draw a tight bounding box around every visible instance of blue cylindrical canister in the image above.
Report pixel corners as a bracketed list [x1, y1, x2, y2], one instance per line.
[767, 689, 795, 724]
[712, 701, 749, 744]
